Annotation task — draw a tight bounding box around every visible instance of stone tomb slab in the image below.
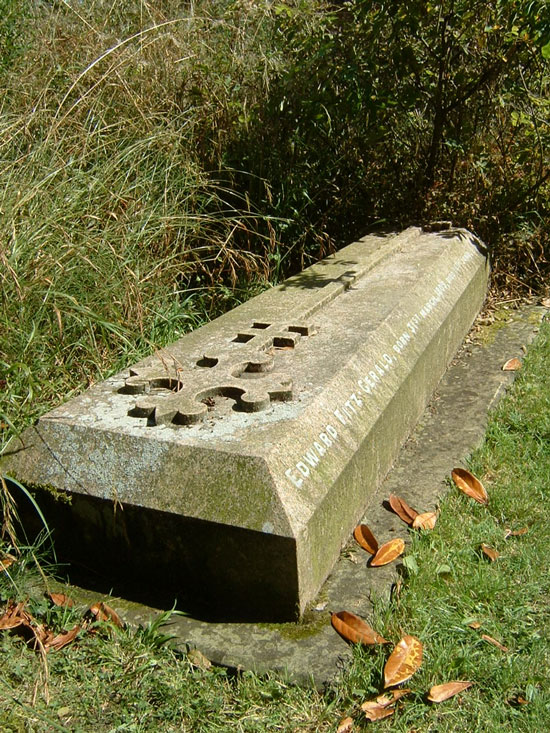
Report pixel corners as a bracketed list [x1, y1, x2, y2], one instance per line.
[1, 227, 488, 620]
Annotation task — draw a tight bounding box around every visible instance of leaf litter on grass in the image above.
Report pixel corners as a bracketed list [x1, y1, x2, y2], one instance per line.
[331, 611, 388, 645]
[451, 467, 489, 504]
[370, 538, 405, 567]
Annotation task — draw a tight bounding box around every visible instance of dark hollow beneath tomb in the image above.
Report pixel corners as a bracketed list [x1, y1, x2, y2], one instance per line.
[9, 479, 300, 623]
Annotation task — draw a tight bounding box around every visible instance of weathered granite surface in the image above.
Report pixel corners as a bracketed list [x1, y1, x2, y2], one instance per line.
[1, 227, 489, 620]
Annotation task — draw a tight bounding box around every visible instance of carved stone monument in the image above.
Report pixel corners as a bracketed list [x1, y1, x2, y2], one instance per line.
[1, 228, 488, 620]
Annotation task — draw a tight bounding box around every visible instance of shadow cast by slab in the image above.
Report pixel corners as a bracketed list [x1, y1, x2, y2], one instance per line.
[7, 478, 300, 623]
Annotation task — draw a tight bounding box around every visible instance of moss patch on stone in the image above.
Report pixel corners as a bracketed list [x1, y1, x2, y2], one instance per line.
[259, 609, 329, 641]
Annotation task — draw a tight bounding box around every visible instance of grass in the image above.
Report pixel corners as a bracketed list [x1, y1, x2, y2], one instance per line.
[0, 0, 286, 453]
[1, 317, 550, 730]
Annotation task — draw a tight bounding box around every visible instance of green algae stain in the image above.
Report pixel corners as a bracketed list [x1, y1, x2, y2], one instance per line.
[259, 609, 329, 641]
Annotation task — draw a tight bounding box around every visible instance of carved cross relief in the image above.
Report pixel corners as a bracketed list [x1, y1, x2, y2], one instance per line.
[119, 321, 315, 426]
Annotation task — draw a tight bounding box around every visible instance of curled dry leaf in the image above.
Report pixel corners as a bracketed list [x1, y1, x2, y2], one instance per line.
[370, 538, 405, 567]
[46, 625, 81, 652]
[504, 527, 528, 538]
[366, 689, 410, 708]
[389, 494, 418, 525]
[353, 524, 378, 554]
[384, 635, 423, 688]
[451, 468, 488, 505]
[412, 511, 438, 530]
[482, 634, 509, 652]
[427, 681, 473, 702]
[331, 611, 388, 645]
[468, 621, 481, 629]
[502, 357, 521, 371]
[0, 600, 33, 631]
[361, 700, 395, 721]
[89, 602, 123, 629]
[336, 716, 354, 733]
[481, 543, 499, 561]
[48, 593, 74, 608]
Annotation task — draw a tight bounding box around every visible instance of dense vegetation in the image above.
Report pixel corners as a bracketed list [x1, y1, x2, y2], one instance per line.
[1, 0, 549, 443]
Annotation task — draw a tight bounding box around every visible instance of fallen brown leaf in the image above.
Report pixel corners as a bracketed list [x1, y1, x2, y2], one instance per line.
[88, 602, 123, 629]
[331, 611, 388, 645]
[353, 524, 378, 554]
[412, 511, 438, 530]
[370, 538, 405, 567]
[427, 681, 473, 702]
[481, 634, 509, 652]
[502, 357, 521, 371]
[451, 468, 488, 505]
[0, 554, 16, 572]
[46, 625, 81, 652]
[504, 527, 528, 538]
[48, 593, 74, 608]
[384, 635, 423, 687]
[0, 600, 33, 631]
[336, 716, 354, 733]
[509, 695, 529, 706]
[361, 700, 395, 721]
[468, 621, 481, 629]
[481, 543, 499, 561]
[377, 689, 411, 704]
[389, 494, 419, 525]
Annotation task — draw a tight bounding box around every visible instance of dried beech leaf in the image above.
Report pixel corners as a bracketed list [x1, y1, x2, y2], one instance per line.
[389, 494, 418, 525]
[353, 524, 379, 554]
[336, 716, 354, 733]
[331, 611, 388, 645]
[504, 527, 528, 538]
[412, 511, 438, 530]
[384, 635, 423, 687]
[89, 602, 123, 628]
[482, 634, 509, 652]
[468, 621, 481, 629]
[451, 468, 488, 505]
[48, 593, 74, 608]
[370, 538, 405, 567]
[428, 681, 473, 702]
[361, 700, 395, 721]
[502, 357, 521, 371]
[481, 543, 499, 561]
[46, 625, 81, 652]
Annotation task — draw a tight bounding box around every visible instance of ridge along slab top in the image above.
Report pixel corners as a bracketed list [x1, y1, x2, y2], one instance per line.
[1, 227, 489, 621]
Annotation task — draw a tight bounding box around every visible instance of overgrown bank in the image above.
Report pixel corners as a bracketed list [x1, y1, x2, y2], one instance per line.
[1, 0, 549, 445]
